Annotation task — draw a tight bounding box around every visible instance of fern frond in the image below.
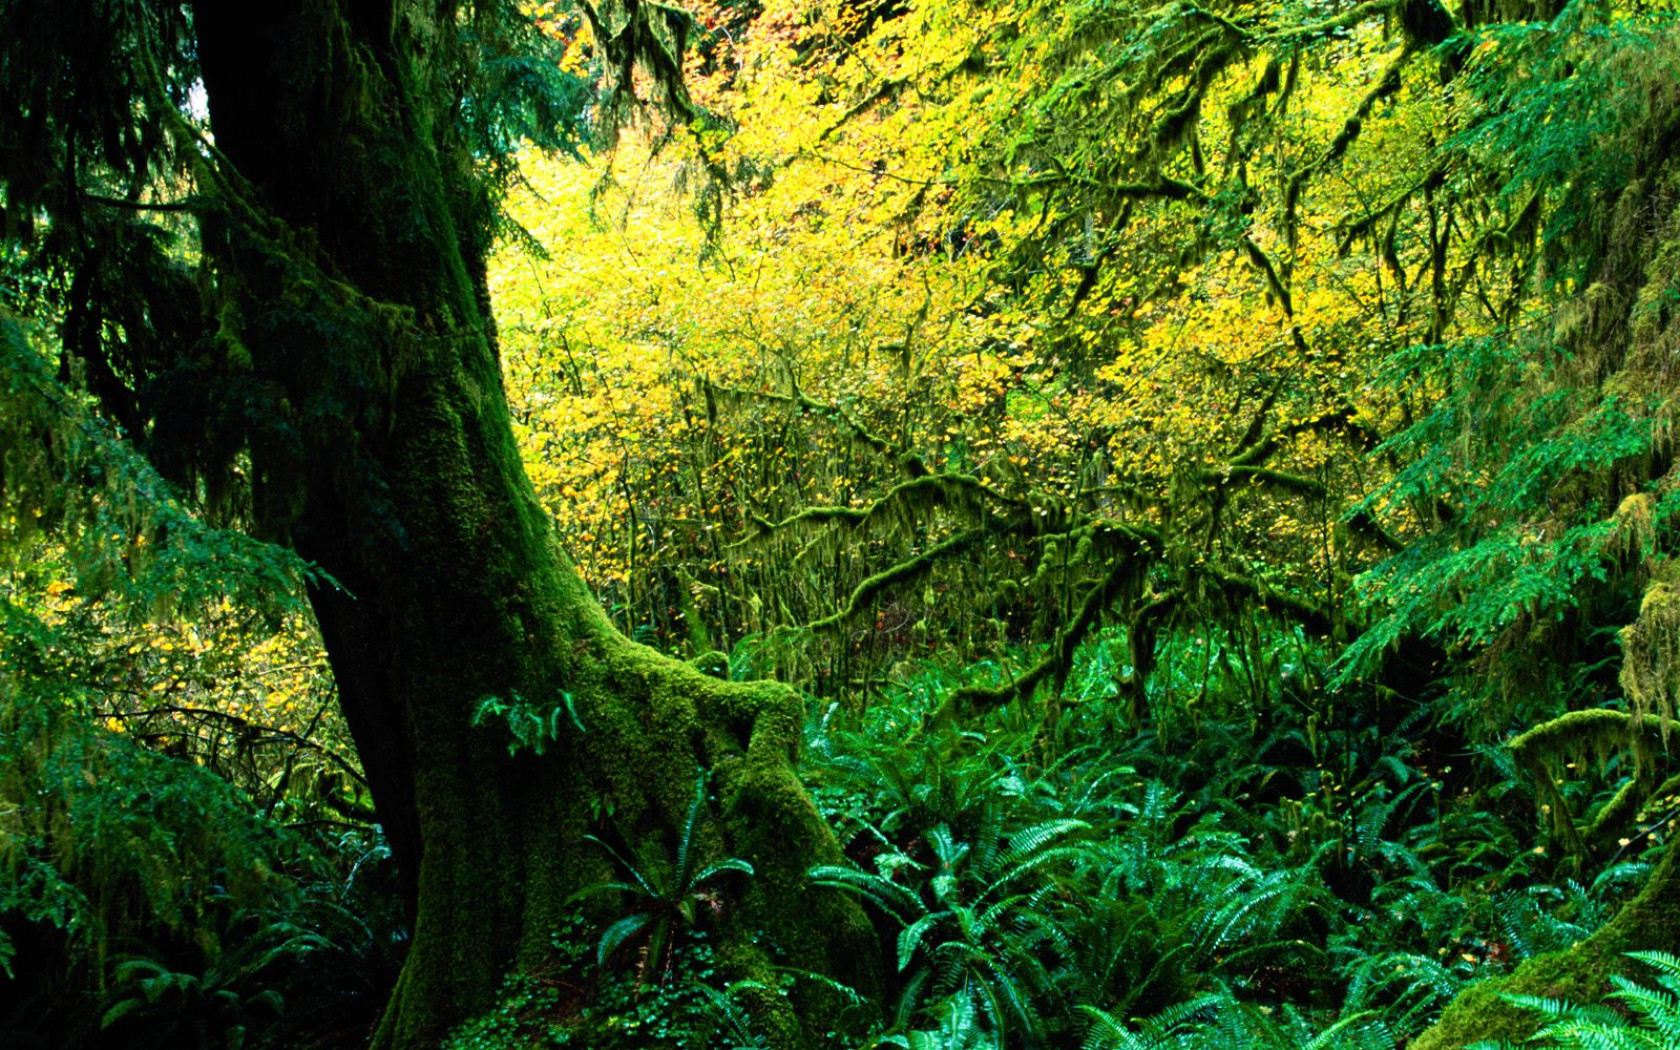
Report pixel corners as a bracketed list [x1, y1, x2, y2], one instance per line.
[899, 911, 948, 972]
[809, 863, 927, 921]
[595, 912, 655, 966]
[689, 857, 754, 886]
[579, 834, 664, 900]
[675, 767, 709, 889]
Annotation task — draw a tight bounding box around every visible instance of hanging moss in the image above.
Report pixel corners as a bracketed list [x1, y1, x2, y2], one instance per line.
[808, 529, 984, 634]
[1620, 576, 1680, 747]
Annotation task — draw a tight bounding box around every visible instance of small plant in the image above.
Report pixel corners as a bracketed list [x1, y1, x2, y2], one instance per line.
[443, 923, 751, 1050]
[99, 917, 331, 1050]
[811, 810, 1089, 1046]
[472, 691, 585, 756]
[1081, 991, 1399, 1050]
[569, 768, 753, 978]
[440, 972, 572, 1050]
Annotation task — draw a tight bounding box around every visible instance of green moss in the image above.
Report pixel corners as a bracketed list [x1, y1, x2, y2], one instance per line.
[382, 623, 879, 1050]
[1412, 847, 1680, 1049]
[690, 650, 731, 679]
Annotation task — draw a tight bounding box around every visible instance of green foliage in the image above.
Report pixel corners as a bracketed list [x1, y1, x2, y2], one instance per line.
[441, 919, 764, 1050]
[1342, 331, 1657, 685]
[1448, 3, 1680, 276]
[813, 813, 1086, 1045]
[1470, 951, 1680, 1050]
[0, 676, 402, 1049]
[9, 0, 1680, 1046]
[0, 503, 400, 1048]
[472, 690, 587, 756]
[792, 640, 1668, 1048]
[0, 316, 319, 619]
[569, 768, 753, 974]
[437, 972, 572, 1050]
[97, 917, 329, 1050]
[1080, 992, 1399, 1050]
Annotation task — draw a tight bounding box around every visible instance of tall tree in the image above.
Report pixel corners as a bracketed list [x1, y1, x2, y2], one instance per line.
[0, 2, 875, 1047]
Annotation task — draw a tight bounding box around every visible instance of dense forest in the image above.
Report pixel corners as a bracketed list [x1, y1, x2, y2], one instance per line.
[4, 0, 1680, 1047]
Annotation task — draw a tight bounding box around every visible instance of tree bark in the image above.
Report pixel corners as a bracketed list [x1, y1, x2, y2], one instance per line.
[190, 3, 876, 1047]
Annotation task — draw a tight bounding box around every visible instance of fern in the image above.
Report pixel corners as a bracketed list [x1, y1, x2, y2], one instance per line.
[1472, 951, 1680, 1050]
[471, 690, 585, 756]
[569, 768, 753, 973]
[811, 813, 1093, 1046]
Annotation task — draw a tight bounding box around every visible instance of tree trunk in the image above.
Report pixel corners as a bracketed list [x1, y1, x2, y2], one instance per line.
[190, 4, 876, 1047]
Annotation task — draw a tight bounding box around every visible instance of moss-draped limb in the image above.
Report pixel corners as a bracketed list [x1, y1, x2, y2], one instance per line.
[1123, 588, 1182, 721]
[998, 170, 1211, 203]
[701, 377, 914, 470]
[1199, 464, 1329, 498]
[732, 472, 1040, 635]
[1507, 708, 1664, 764]
[1621, 579, 1680, 744]
[1263, 0, 1406, 42]
[1508, 708, 1680, 865]
[1417, 708, 1680, 1041]
[1281, 41, 1416, 229]
[950, 538, 1155, 714]
[742, 505, 870, 538]
[807, 529, 987, 634]
[1198, 562, 1338, 638]
[1229, 403, 1385, 472]
[735, 473, 1030, 550]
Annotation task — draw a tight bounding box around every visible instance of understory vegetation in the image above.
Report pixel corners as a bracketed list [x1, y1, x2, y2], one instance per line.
[6, 0, 1680, 1046]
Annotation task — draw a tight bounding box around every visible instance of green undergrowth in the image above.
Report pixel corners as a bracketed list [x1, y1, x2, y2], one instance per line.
[434, 616, 1680, 1049]
[14, 586, 1672, 1050]
[777, 634, 1672, 1049]
[0, 572, 407, 1050]
[440, 922, 739, 1050]
[0, 692, 407, 1050]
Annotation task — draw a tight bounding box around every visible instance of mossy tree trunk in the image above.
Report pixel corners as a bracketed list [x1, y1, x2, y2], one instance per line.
[1412, 845, 1680, 1049]
[191, 4, 876, 1047]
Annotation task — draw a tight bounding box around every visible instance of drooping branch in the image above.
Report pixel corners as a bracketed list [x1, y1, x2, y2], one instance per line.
[735, 472, 1030, 548]
[1198, 561, 1337, 637]
[807, 528, 988, 634]
[1199, 464, 1328, 498]
[1508, 707, 1680, 863]
[702, 377, 909, 467]
[951, 529, 1158, 712]
[1261, 0, 1406, 42]
[741, 506, 870, 538]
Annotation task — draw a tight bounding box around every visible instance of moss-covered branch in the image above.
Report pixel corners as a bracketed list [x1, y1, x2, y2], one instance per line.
[1509, 707, 1680, 863]
[807, 529, 986, 634]
[1412, 845, 1680, 1049]
[738, 506, 870, 541]
[1263, 0, 1406, 42]
[1198, 562, 1337, 637]
[701, 377, 912, 470]
[735, 473, 1029, 550]
[1199, 464, 1328, 498]
[951, 540, 1155, 712]
[1284, 42, 1414, 209]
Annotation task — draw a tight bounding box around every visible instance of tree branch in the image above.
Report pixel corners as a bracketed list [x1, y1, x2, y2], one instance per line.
[807, 529, 986, 633]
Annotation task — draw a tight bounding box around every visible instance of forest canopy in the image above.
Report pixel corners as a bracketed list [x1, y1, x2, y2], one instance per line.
[4, 0, 1680, 1048]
